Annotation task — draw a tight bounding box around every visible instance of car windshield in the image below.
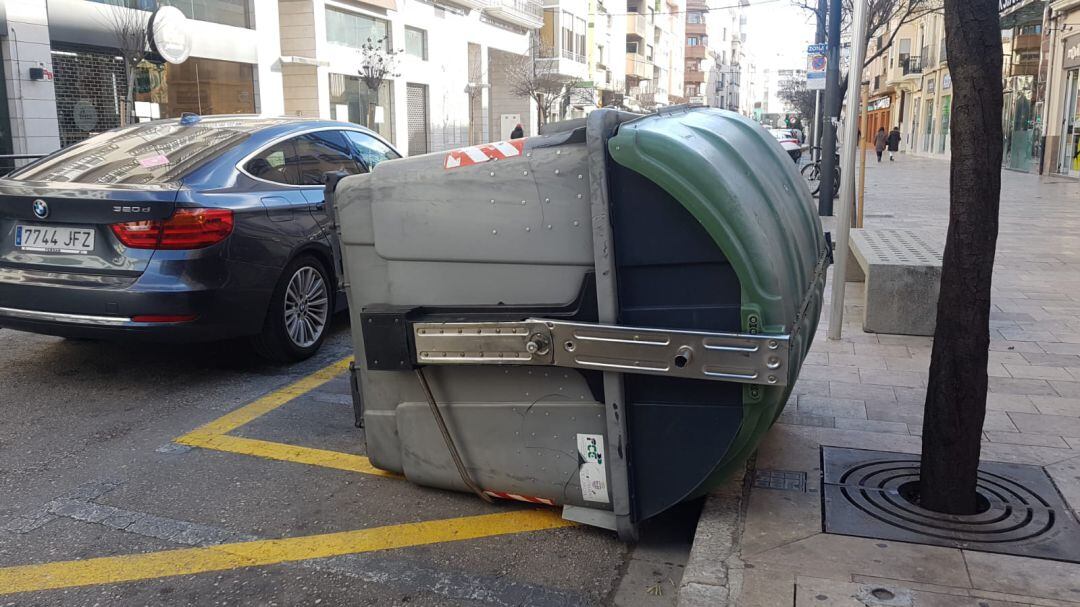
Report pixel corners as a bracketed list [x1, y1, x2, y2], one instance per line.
[8, 118, 291, 186]
[769, 130, 794, 140]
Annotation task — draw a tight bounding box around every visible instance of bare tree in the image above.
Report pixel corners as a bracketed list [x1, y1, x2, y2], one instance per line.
[917, 0, 1002, 515]
[778, 78, 817, 122]
[795, 0, 942, 93]
[358, 36, 402, 128]
[505, 33, 587, 128]
[99, 1, 151, 125]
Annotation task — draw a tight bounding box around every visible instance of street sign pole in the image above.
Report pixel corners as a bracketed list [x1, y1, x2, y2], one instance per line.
[818, 0, 843, 217]
[813, 0, 827, 161]
[827, 0, 869, 341]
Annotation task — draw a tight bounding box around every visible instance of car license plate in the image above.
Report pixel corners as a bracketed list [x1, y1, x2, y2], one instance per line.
[15, 225, 96, 254]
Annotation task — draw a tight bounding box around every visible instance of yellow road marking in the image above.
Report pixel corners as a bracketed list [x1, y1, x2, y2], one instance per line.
[179, 357, 353, 439]
[176, 432, 398, 478]
[0, 510, 574, 595]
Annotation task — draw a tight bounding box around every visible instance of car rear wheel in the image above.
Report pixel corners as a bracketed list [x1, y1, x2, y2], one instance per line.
[252, 255, 332, 362]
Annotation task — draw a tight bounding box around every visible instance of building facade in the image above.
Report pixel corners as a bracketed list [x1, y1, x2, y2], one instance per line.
[682, 0, 745, 111]
[623, 0, 684, 111]
[0, 0, 283, 157]
[0, 0, 542, 161]
[1034, 0, 1080, 177]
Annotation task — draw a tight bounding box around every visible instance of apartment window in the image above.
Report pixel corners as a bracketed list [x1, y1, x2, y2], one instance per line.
[541, 9, 557, 55]
[405, 26, 427, 60]
[627, 40, 640, 54]
[562, 10, 573, 55]
[687, 11, 703, 24]
[326, 7, 391, 51]
[646, 44, 653, 61]
[687, 36, 700, 46]
[575, 17, 586, 60]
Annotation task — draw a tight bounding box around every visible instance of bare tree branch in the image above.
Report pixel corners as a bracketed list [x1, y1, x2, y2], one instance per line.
[504, 33, 587, 128]
[98, 1, 150, 125]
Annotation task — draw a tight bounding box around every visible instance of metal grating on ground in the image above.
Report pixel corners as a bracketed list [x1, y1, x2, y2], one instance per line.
[821, 447, 1080, 563]
[754, 469, 807, 492]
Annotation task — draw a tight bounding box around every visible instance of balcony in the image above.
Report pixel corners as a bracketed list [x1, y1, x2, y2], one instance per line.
[685, 45, 706, 59]
[685, 69, 705, 84]
[538, 51, 590, 80]
[901, 55, 923, 76]
[440, 0, 488, 9]
[487, 0, 543, 28]
[686, 22, 706, 36]
[627, 12, 648, 39]
[626, 55, 652, 80]
[1011, 61, 1039, 77]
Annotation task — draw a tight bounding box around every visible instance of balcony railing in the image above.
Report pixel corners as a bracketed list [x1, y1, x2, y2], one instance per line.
[901, 55, 923, 75]
[487, 0, 543, 28]
[561, 48, 586, 63]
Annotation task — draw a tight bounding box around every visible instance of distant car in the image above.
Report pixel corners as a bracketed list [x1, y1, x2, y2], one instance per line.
[0, 115, 400, 361]
[769, 128, 803, 163]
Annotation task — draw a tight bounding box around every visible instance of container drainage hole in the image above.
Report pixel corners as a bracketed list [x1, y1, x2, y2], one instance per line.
[674, 354, 689, 368]
[870, 588, 895, 601]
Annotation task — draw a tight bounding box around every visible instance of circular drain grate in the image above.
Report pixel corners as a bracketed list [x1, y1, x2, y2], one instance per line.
[837, 459, 1055, 545]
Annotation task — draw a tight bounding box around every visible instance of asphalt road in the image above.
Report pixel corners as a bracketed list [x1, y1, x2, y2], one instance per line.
[0, 316, 699, 606]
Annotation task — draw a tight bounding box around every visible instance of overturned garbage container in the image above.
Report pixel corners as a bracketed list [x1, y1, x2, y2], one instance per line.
[333, 106, 828, 540]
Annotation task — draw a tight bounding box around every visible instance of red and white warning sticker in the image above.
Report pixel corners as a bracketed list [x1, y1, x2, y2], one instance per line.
[444, 139, 525, 169]
[483, 490, 556, 506]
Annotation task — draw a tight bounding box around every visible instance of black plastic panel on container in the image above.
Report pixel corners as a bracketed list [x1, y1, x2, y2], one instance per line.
[608, 161, 744, 522]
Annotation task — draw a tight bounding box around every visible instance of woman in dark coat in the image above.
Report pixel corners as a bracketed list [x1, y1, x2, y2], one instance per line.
[886, 126, 901, 161]
[874, 127, 887, 162]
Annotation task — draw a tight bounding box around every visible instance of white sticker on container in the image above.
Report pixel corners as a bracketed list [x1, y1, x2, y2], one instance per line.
[577, 433, 610, 503]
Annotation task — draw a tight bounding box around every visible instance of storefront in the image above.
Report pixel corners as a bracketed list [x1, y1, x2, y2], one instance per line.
[1056, 32, 1080, 177]
[863, 95, 893, 146]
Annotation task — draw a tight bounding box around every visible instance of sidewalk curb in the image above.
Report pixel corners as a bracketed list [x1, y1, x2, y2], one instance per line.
[676, 464, 752, 607]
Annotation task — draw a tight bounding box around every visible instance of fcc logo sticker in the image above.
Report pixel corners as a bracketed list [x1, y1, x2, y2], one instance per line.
[32, 199, 49, 219]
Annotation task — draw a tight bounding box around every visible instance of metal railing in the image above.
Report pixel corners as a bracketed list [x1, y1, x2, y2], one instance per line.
[495, 0, 542, 21]
[901, 55, 923, 75]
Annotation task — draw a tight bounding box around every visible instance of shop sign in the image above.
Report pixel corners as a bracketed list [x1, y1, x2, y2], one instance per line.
[148, 6, 192, 65]
[866, 96, 891, 112]
[806, 43, 827, 91]
[1065, 33, 1080, 70]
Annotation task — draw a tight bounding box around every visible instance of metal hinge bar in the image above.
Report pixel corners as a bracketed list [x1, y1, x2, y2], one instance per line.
[413, 319, 790, 386]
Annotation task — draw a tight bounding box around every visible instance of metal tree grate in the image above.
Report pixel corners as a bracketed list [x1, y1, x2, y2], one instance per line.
[821, 447, 1080, 563]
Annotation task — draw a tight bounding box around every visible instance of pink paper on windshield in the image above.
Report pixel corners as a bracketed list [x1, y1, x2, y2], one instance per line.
[137, 154, 170, 169]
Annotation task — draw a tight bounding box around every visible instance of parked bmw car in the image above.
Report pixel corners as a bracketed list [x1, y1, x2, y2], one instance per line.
[0, 115, 400, 361]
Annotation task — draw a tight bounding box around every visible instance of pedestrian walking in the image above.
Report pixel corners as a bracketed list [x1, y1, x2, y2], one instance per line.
[887, 126, 901, 161]
[510, 123, 524, 139]
[874, 127, 887, 163]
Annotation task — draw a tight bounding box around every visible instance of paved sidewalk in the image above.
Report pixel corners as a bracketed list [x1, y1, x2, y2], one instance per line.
[679, 156, 1080, 606]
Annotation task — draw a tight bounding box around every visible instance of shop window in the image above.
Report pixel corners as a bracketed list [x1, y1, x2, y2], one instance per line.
[328, 73, 396, 143]
[405, 26, 428, 60]
[326, 7, 391, 51]
[133, 57, 255, 120]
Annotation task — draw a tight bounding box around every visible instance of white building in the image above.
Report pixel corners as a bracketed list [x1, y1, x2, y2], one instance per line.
[0, 0, 540, 161]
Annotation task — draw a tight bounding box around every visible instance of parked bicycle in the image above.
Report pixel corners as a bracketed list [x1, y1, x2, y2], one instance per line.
[800, 147, 841, 199]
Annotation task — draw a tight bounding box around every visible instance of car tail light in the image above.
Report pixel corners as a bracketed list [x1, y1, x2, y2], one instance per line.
[132, 314, 198, 323]
[111, 208, 233, 250]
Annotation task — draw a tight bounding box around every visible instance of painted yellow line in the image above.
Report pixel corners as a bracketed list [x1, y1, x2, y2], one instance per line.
[0, 509, 574, 595]
[179, 357, 353, 439]
[176, 432, 399, 478]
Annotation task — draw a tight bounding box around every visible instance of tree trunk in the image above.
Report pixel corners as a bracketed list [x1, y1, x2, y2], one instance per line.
[918, 0, 1003, 515]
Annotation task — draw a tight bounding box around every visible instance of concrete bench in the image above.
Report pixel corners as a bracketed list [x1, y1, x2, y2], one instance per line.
[846, 228, 943, 336]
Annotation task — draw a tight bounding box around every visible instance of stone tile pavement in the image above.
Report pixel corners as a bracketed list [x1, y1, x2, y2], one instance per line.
[679, 157, 1080, 606]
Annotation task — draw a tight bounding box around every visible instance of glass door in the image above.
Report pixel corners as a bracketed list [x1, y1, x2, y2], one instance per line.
[923, 101, 934, 153]
[937, 96, 951, 155]
[1060, 70, 1080, 177]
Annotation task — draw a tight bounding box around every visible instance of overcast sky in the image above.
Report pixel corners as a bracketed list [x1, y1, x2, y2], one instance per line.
[743, 0, 817, 73]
